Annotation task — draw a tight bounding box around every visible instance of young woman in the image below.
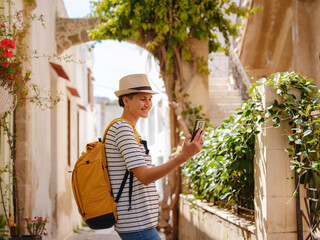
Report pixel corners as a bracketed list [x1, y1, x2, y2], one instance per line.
[105, 73, 204, 240]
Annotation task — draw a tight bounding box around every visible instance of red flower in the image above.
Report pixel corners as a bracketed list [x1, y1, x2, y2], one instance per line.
[0, 39, 15, 49]
[2, 50, 13, 58]
[1, 24, 5, 28]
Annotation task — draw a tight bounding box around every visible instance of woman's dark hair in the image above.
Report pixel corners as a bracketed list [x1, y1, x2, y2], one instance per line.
[118, 93, 136, 107]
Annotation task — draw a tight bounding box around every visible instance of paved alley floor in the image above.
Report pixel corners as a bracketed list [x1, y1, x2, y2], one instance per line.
[66, 227, 165, 240]
[66, 227, 121, 240]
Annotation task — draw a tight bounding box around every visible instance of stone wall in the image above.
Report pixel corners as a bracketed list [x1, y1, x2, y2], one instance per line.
[56, 17, 100, 55]
[240, 0, 320, 87]
[179, 85, 311, 240]
[11, 0, 97, 239]
[253, 84, 308, 239]
[179, 195, 256, 240]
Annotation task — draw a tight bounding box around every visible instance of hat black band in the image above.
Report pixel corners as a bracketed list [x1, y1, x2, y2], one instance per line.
[129, 86, 153, 91]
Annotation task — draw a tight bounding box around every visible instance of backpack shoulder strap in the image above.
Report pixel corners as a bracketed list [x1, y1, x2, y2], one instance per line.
[102, 118, 140, 147]
[104, 118, 139, 211]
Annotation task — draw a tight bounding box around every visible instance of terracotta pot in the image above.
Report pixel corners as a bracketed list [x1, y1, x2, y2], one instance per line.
[9, 236, 42, 240]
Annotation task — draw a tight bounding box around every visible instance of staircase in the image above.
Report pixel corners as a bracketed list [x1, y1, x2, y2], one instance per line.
[209, 77, 243, 127]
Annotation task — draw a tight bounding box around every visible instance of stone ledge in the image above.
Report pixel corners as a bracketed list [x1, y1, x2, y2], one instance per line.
[180, 194, 256, 234]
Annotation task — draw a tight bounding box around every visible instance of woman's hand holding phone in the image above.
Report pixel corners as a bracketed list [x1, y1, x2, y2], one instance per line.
[179, 120, 205, 162]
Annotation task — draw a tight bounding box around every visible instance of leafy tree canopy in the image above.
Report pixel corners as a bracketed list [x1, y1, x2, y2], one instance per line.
[89, 0, 255, 60]
[89, 0, 258, 138]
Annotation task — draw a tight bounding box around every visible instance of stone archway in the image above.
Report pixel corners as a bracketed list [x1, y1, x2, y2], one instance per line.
[56, 16, 210, 137]
[56, 17, 209, 240]
[56, 17, 101, 55]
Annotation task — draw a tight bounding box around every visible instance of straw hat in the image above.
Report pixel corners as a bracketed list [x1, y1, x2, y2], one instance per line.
[114, 73, 158, 98]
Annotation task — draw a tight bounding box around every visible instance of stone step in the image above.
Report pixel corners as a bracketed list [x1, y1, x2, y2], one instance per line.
[209, 85, 230, 91]
[209, 77, 230, 84]
[209, 80, 231, 86]
[210, 111, 236, 119]
[210, 102, 242, 111]
[209, 77, 243, 127]
[210, 94, 242, 101]
[209, 90, 241, 97]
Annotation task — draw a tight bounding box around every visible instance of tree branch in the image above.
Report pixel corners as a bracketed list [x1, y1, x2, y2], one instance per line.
[172, 45, 184, 89]
[169, 101, 189, 135]
[169, 169, 180, 211]
[181, 46, 197, 95]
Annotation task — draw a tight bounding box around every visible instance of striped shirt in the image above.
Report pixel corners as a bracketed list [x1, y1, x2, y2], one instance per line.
[104, 121, 159, 233]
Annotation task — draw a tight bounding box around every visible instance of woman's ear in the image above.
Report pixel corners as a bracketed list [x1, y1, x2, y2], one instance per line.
[122, 96, 129, 107]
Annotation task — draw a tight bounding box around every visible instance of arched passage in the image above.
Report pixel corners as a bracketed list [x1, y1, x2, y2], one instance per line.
[56, 17, 210, 239]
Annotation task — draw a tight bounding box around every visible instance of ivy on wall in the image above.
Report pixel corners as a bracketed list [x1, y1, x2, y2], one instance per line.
[183, 72, 320, 210]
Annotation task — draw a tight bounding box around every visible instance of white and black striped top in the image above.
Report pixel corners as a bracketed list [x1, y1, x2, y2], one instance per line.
[104, 121, 159, 233]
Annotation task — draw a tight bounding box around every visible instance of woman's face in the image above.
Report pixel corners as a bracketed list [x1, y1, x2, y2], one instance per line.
[124, 92, 153, 119]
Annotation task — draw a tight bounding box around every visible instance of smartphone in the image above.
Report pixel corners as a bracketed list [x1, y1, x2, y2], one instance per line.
[191, 119, 205, 142]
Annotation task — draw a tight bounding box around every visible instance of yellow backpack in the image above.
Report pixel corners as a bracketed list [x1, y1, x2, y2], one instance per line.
[71, 118, 140, 229]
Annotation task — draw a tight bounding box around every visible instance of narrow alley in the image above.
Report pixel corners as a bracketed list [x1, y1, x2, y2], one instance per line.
[66, 228, 120, 240]
[66, 227, 165, 240]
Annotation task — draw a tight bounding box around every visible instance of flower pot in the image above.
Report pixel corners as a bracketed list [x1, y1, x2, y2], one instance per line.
[9, 236, 42, 240]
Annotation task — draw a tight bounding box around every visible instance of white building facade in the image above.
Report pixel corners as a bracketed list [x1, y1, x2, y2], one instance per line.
[0, 0, 96, 239]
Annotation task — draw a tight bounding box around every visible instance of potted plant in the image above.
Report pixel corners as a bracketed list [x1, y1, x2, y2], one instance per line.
[0, 214, 9, 240]
[9, 217, 48, 240]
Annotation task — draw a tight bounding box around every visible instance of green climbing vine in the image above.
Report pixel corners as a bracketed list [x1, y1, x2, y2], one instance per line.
[183, 72, 320, 211]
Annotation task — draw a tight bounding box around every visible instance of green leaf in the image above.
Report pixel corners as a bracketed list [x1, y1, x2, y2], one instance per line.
[310, 162, 319, 169]
[244, 110, 252, 117]
[292, 128, 302, 133]
[306, 105, 311, 114]
[285, 148, 294, 153]
[272, 117, 280, 124]
[303, 130, 312, 137]
[256, 78, 266, 84]
[258, 118, 265, 124]
[308, 139, 317, 144]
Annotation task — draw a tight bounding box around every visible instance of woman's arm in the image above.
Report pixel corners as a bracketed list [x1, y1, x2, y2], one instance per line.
[131, 129, 204, 186]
